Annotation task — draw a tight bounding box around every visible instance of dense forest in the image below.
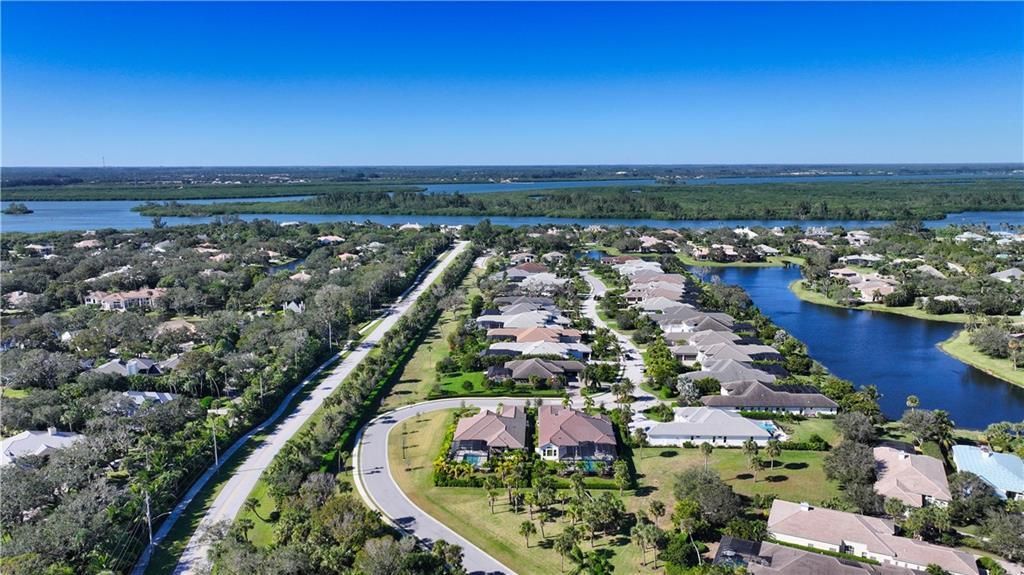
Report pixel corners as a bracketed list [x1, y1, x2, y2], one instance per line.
[0, 221, 457, 574]
[134, 179, 1024, 221]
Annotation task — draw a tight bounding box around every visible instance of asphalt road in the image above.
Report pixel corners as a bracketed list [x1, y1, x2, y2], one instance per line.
[353, 398, 527, 575]
[134, 241, 470, 575]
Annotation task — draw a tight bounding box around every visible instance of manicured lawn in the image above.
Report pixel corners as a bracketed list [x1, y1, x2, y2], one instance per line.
[940, 329, 1024, 388]
[789, 280, 971, 324]
[678, 253, 805, 268]
[390, 410, 650, 574]
[781, 417, 840, 446]
[430, 372, 566, 399]
[381, 268, 482, 410]
[632, 446, 840, 508]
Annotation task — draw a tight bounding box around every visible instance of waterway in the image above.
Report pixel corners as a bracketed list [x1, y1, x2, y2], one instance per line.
[703, 265, 1024, 429]
[4, 175, 1022, 234]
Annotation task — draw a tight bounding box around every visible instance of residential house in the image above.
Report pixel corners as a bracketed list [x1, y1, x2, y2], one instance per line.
[485, 326, 582, 343]
[951, 445, 1024, 500]
[2, 428, 84, 466]
[767, 500, 979, 575]
[679, 358, 777, 386]
[954, 231, 987, 243]
[541, 251, 566, 263]
[714, 536, 916, 575]
[86, 288, 168, 311]
[486, 358, 585, 385]
[990, 267, 1024, 283]
[839, 254, 884, 267]
[536, 406, 617, 462]
[450, 406, 527, 465]
[317, 235, 345, 244]
[509, 252, 536, 265]
[93, 357, 164, 376]
[701, 380, 837, 416]
[475, 310, 569, 330]
[484, 340, 592, 361]
[637, 407, 774, 447]
[846, 230, 875, 247]
[754, 244, 780, 257]
[873, 446, 951, 508]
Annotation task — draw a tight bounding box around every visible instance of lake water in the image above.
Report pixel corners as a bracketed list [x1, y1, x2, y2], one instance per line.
[702, 265, 1024, 429]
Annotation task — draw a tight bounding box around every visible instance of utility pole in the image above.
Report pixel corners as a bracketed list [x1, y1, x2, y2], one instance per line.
[212, 423, 219, 467]
[144, 490, 153, 545]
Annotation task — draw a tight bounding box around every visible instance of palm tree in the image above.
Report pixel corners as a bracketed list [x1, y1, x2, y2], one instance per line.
[243, 496, 263, 521]
[631, 524, 649, 566]
[235, 517, 254, 540]
[742, 438, 759, 469]
[554, 528, 577, 572]
[562, 395, 572, 409]
[649, 500, 666, 527]
[750, 454, 762, 483]
[631, 427, 648, 460]
[906, 395, 920, 412]
[613, 460, 629, 495]
[519, 520, 537, 548]
[538, 509, 552, 539]
[765, 439, 782, 470]
[700, 442, 714, 470]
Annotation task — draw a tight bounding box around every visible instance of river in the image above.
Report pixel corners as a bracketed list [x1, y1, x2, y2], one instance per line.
[702, 265, 1024, 429]
[4, 175, 1023, 234]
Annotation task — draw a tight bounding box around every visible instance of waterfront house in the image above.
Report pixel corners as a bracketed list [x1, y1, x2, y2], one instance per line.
[536, 406, 616, 462]
[873, 446, 951, 508]
[638, 407, 773, 447]
[767, 500, 979, 575]
[700, 380, 837, 415]
[451, 406, 527, 465]
[951, 445, 1024, 500]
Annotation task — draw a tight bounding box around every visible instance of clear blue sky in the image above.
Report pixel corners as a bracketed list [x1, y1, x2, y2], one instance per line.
[3, 1, 1022, 166]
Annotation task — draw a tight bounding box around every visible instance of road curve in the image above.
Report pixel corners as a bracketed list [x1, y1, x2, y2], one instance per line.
[135, 241, 470, 575]
[354, 398, 531, 575]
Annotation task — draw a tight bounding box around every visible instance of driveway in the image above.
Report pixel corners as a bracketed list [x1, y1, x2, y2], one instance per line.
[134, 241, 471, 575]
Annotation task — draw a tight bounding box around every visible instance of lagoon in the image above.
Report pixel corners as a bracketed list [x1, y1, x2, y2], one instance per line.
[702, 265, 1024, 428]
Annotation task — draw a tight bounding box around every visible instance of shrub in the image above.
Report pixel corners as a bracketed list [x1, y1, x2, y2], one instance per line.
[780, 434, 830, 451]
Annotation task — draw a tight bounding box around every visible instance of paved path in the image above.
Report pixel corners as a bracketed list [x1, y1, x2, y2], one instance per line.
[354, 398, 529, 575]
[134, 241, 470, 575]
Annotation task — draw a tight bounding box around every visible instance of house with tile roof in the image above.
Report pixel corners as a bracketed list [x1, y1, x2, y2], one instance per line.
[2, 428, 85, 466]
[714, 536, 916, 575]
[701, 380, 837, 416]
[873, 446, 951, 508]
[536, 406, 616, 463]
[451, 406, 527, 465]
[768, 500, 979, 575]
[637, 407, 774, 447]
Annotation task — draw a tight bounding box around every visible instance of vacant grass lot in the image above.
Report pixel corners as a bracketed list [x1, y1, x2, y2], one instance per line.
[632, 445, 840, 509]
[390, 410, 653, 574]
[940, 329, 1024, 388]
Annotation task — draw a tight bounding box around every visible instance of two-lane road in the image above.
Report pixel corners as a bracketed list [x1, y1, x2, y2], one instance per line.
[354, 398, 526, 575]
[135, 241, 470, 575]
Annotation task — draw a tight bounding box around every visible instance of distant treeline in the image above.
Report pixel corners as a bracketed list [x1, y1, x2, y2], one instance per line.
[2, 182, 423, 201]
[134, 179, 1024, 221]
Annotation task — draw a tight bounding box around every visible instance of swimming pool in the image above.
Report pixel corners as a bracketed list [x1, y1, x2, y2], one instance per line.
[459, 453, 487, 467]
[757, 421, 778, 435]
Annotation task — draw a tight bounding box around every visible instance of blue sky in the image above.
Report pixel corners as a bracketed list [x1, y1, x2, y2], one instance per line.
[2, 2, 1022, 166]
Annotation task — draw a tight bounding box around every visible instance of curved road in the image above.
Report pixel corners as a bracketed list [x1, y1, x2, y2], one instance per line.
[354, 398, 528, 575]
[134, 241, 470, 575]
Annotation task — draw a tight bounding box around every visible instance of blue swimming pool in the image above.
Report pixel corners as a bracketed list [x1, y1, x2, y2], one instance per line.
[757, 421, 778, 435]
[460, 454, 487, 466]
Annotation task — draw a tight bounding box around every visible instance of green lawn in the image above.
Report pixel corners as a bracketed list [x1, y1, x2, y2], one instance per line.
[678, 253, 805, 268]
[1, 387, 29, 399]
[389, 410, 650, 574]
[940, 329, 1024, 388]
[382, 268, 482, 410]
[781, 417, 840, 446]
[632, 446, 840, 509]
[430, 372, 566, 399]
[789, 280, 971, 324]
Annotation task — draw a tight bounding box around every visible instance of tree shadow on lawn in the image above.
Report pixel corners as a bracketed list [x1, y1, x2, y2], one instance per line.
[764, 475, 789, 483]
[658, 450, 678, 458]
[783, 462, 808, 470]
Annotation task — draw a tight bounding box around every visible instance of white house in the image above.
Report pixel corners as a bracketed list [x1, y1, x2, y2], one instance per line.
[638, 407, 773, 447]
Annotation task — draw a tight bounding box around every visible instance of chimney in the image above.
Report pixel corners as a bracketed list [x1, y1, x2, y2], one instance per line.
[47, 426, 57, 436]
